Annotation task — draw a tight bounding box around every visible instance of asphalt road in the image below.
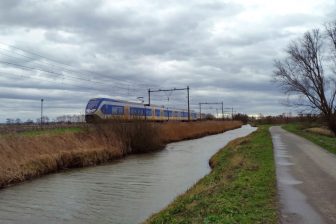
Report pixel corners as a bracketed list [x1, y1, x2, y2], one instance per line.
[270, 126, 336, 224]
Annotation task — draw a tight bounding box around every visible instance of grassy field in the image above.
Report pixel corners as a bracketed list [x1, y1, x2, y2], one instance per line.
[20, 127, 83, 137]
[0, 120, 242, 189]
[145, 126, 278, 224]
[282, 123, 336, 155]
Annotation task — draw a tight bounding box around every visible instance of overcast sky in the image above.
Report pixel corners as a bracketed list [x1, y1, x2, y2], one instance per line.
[0, 0, 335, 122]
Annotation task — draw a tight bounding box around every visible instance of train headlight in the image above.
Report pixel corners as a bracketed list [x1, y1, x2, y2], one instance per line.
[86, 108, 97, 114]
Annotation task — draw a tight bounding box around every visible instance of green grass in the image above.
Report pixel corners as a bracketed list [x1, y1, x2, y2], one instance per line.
[20, 127, 83, 137]
[145, 126, 278, 224]
[282, 123, 336, 154]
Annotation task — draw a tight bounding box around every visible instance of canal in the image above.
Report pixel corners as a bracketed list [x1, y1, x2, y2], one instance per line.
[0, 125, 256, 224]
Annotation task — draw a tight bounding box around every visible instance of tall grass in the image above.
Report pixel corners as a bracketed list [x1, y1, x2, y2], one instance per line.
[0, 120, 242, 188]
[0, 130, 123, 188]
[160, 120, 242, 142]
[92, 120, 163, 153]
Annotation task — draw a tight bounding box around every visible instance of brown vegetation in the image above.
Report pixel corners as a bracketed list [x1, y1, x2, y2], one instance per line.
[0, 130, 124, 188]
[0, 120, 241, 189]
[160, 120, 242, 143]
[306, 127, 335, 137]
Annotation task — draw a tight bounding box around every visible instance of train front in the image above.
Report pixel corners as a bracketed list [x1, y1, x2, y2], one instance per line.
[85, 98, 102, 123]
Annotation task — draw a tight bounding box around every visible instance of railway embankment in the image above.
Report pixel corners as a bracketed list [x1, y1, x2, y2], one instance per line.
[0, 120, 241, 189]
[145, 126, 278, 224]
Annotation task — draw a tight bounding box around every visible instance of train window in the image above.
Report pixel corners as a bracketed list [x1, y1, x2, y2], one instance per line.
[130, 107, 137, 115]
[86, 99, 101, 110]
[130, 107, 135, 115]
[108, 105, 112, 114]
[101, 105, 106, 114]
[130, 107, 145, 116]
[155, 109, 161, 116]
[101, 104, 113, 115]
[145, 108, 152, 116]
[111, 105, 124, 115]
[163, 110, 173, 117]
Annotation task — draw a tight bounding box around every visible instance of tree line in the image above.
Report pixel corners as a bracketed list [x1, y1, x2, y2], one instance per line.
[5, 114, 85, 125]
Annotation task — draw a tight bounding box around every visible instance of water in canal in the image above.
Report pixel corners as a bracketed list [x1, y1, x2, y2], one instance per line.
[0, 125, 256, 224]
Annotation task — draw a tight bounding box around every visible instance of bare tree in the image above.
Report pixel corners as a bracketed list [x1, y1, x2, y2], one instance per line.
[274, 22, 336, 134]
[15, 118, 21, 124]
[326, 21, 336, 74]
[6, 118, 14, 125]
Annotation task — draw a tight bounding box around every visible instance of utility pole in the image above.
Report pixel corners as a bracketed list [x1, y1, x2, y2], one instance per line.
[187, 86, 190, 121]
[232, 107, 234, 120]
[199, 103, 202, 119]
[224, 107, 234, 120]
[148, 86, 191, 121]
[199, 102, 224, 120]
[40, 98, 44, 126]
[220, 103, 223, 119]
[148, 88, 151, 106]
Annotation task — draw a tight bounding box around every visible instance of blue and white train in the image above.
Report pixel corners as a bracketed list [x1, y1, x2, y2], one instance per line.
[85, 98, 198, 122]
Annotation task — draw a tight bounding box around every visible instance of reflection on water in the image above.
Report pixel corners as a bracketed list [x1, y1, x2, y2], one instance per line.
[0, 125, 256, 224]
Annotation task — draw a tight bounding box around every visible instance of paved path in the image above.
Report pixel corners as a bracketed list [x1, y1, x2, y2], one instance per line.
[270, 126, 336, 224]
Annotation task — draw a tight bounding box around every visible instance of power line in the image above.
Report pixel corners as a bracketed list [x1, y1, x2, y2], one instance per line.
[0, 59, 146, 92]
[0, 43, 200, 116]
[0, 71, 145, 98]
[199, 102, 224, 119]
[0, 45, 97, 77]
[148, 86, 191, 120]
[0, 42, 161, 91]
[0, 42, 83, 71]
[0, 47, 141, 89]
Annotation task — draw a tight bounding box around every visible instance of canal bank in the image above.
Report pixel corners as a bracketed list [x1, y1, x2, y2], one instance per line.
[0, 120, 241, 189]
[0, 125, 254, 224]
[146, 126, 278, 224]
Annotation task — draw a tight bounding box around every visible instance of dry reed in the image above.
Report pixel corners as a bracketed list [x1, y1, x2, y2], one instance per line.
[306, 127, 335, 137]
[160, 120, 242, 142]
[0, 120, 242, 188]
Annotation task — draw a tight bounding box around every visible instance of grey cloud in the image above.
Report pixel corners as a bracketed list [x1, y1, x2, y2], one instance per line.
[0, 0, 334, 121]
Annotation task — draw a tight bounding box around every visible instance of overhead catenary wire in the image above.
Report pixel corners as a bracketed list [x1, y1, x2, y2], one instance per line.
[0, 47, 144, 90]
[0, 69, 146, 98]
[0, 45, 100, 79]
[0, 42, 162, 91]
[0, 59, 142, 92]
[0, 42, 128, 83]
[0, 42, 204, 119]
